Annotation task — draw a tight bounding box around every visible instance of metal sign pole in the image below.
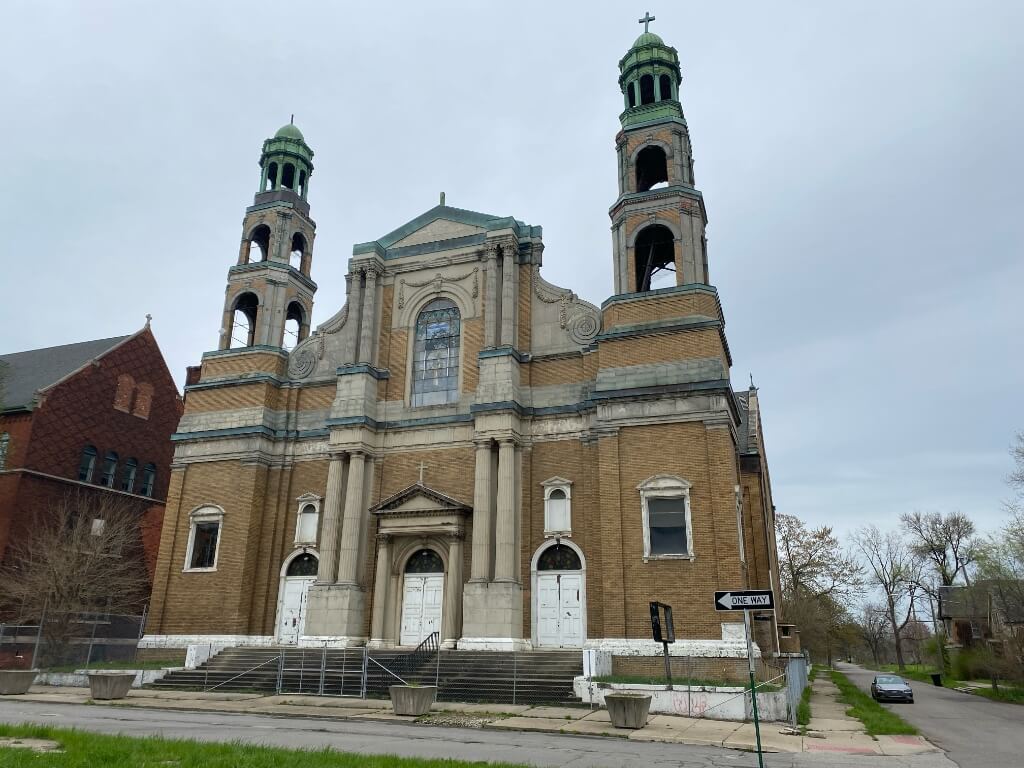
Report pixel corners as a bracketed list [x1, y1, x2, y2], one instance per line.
[744, 608, 765, 768]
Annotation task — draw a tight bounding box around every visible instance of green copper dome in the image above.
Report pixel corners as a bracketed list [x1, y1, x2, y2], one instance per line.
[275, 123, 305, 141]
[632, 31, 664, 48]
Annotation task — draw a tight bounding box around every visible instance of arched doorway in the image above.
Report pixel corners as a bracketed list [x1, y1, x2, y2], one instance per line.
[533, 542, 585, 648]
[400, 549, 444, 646]
[277, 551, 318, 644]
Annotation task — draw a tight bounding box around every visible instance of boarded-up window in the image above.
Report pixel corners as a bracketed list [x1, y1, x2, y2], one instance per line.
[132, 382, 154, 419]
[113, 374, 135, 412]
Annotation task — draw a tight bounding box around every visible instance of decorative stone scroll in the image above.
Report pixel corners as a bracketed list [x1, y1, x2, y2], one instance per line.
[287, 302, 347, 379]
[532, 265, 601, 345]
[397, 267, 478, 310]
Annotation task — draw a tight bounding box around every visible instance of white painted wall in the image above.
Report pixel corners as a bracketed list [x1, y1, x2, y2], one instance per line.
[573, 678, 789, 722]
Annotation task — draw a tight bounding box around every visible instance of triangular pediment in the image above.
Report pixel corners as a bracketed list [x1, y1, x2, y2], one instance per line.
[371, 483, 471, 515]
[391, 218, 486, 248]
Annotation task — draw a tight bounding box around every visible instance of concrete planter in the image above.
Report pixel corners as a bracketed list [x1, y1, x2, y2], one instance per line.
[605, 692, 652, 729]
[388, 685, 437, 716]
[87, 672, 135, 700]
[0, 670, 38, 695]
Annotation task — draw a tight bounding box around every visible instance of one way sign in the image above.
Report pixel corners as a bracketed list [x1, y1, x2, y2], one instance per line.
[714, 590, 775, 611]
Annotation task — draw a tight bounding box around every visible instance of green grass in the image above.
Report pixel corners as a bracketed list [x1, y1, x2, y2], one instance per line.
[968, 685, 1024, 705]
[591, 674, 781, 691]
[828, 670, 918, 736]
[0, 723, 530, 767]
[43, 659, 182, 673]
[874, 664, 942, 687]
[796, 683, 812, 726]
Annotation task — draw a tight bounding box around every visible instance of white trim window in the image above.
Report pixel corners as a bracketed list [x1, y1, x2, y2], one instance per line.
[541, 477, 572, 536]
[638, 474, 694, 560]
[184, 505, 224, 572]
[294, 494, 321, 546]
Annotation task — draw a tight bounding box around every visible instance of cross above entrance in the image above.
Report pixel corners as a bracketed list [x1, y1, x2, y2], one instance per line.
[638, 11, 656, 33]
[417, 461, 428, 485]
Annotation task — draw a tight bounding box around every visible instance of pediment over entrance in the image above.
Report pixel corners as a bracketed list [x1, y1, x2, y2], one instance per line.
[372, 483, 472, 518]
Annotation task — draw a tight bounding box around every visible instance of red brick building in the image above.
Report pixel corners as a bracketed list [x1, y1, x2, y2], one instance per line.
[0, 324, 183, 583]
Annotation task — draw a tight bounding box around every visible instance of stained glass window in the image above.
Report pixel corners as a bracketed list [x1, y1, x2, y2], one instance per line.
[537, 544, 582, 571]
[405, 549, 444, 573]
[287, 552, 319, 577]
[411, 298, 460, 407]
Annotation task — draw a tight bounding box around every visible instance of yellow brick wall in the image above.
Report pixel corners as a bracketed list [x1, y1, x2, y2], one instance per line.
[518, 264, 532, 352]
[461, 318, 483, 393]
[603, 291, 722, 329]
[201, 352, 286, 379]
[598, 328, 726, 370]
[527, 355, 591, 388]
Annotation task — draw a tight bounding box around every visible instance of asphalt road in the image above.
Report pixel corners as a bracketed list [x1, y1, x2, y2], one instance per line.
[836, 662, 1024, 768]
[0, 697, 954, 768]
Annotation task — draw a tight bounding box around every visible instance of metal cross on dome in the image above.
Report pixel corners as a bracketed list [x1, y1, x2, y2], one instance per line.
[638, 11, 656, 33]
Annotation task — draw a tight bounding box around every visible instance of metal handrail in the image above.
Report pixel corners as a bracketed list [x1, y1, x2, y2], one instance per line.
[396, 631, 439, 678]
[204, 654, 281, 692]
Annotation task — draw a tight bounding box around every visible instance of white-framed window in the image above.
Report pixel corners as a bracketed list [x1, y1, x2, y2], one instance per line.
[184, 505, 224, 572]
[541, 476, 572, 536]
[638, 474, 694, 560]
[294, 494, 321, 545]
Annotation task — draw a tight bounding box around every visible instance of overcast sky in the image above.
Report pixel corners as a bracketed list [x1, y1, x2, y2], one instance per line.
[2, 1, 1021, 540]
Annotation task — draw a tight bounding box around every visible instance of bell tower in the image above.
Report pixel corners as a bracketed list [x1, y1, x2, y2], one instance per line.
[609, 14, 708, 295]
[219, 120, 317, 351]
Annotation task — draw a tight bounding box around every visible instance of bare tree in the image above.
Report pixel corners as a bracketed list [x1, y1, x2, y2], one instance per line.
[776, 513, 863, 601]
[854, 525, 925, 671]
[858, 603, 892, 665]
[900, 510, 977, 587]
[0, 489, 151, 666]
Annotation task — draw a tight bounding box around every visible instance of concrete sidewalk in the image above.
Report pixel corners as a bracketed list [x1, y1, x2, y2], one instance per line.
[9, 684, 939, 757]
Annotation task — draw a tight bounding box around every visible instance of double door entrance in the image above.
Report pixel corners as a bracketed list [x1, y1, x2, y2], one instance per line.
[400, 573, 443, 646]
[537, 572, 583, 647]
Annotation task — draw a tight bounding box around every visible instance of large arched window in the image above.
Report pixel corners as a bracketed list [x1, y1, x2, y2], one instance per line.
[230, 292, 259, 348]
[411, 298, 461, 407]
[405, 549, 444, 574]
[537, 543, 582, 571]
[247, 224, 271, 263]
[287, 552, 319, 577]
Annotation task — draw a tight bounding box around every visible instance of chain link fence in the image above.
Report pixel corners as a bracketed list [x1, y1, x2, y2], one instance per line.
[0, 610, 147, 671]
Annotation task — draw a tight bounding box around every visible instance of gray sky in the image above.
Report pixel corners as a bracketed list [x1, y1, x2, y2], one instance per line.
[2, 1, 1021, 539]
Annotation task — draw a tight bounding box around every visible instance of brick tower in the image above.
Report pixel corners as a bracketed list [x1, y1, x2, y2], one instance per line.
[219, 121, 317, 352]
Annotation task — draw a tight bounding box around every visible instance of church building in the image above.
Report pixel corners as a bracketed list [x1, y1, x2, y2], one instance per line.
[143, 23, 783, 665]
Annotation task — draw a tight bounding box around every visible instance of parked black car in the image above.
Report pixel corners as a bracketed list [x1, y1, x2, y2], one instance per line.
[871, 674, 914, 703]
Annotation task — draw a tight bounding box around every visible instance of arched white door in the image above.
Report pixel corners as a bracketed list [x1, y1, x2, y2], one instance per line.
[534, 543, 585, 648]
[277, 552, 318, 645]
[400, 549, 444, 646]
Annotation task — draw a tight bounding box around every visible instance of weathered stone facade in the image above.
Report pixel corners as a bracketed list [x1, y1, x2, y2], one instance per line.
[144, 28, 783, 661]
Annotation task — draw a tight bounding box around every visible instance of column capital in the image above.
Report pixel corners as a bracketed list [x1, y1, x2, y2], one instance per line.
[376, 532, 392, 543]
[364, 265, 382, 280]
[446, 530, 466, 543]
[501, 240, 519, 259]
[483, 243, 499, 261]
[473, 437, 493, 450]
[496, 436, 517, 447]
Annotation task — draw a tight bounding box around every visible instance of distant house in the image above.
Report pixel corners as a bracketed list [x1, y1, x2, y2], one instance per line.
[0, 324, 182, 584]
[938, 583, 1024, 651]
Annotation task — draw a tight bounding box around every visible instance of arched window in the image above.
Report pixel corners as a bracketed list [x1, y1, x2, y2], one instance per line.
[537, 543, 582, 571]
[640, 74, 655, 105]
[633, 224, 676, 292]
[290, 232, 306, 271]
[99, 451, 118, 487]
[121, 458, 138, 493]
[265, 162, 278, 191]
[411, 298, 461, 407]
[298, 170, 307, 197]
[286, 552, 319, 577]
[281, 163, 296, 190]
[635, 145, 669, 192]
[113, 373, 135, 412]
[405, 549, 444, 574]
[659, 74, 673, 101]
[284, 301, 304, 351]
[140, 463, 156, 497]
[627, 82, 636, 108]
[247, 224, 271, 263]
[0, 432, 9, 470]
[78, 446, 97, 482]
[230, 292, 259, 348]
[295, 502, 319, 544]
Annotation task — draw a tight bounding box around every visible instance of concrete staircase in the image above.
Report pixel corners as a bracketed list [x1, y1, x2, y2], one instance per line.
[150, 646, 583, 704]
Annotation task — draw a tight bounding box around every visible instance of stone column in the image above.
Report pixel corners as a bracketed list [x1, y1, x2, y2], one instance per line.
[469, 439, 493, 582]
[357, 267, 379, 363]
[483, 245, 498, 347]
[369, 534, 391, 645]
[317, 452, 346, 584]
[442, 534, 464, 648]
[493, 439, 517, 583]
[500, 242, 516, 346]
[336, 451, 366, 585]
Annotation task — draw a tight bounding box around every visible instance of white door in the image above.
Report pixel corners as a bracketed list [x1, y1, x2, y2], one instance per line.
[278, 577, 314, 644]
[400, 573, 444, 646]
[537, 573, 584, 648]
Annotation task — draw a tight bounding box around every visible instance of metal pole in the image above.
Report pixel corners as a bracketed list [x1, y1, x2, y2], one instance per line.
[360, 646, 368, 699]
[662, 640, 673, 690]
[319, 644, 327, 696]
[512, 650, 518, 705]
[86, 620, 98, 670]
[745, 609, 765, 768]
[31, 601, 47, 670]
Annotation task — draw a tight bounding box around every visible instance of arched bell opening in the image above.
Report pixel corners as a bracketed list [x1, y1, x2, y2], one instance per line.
[230, 292, 260, 348]
[247, 224, 272, 263]
[636, 145, 669, 192]
[633, 224, 676, 292]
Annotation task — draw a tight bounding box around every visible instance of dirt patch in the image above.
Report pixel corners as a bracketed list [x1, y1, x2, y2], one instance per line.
[0, 737, 63, 753]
